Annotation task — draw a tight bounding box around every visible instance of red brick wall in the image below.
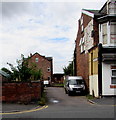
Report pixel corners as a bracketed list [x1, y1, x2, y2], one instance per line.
[75, 13, 92, 89]
[28, 53, 53, 81]
[0, 75, 9, 82]
[2, 82, 42, 103]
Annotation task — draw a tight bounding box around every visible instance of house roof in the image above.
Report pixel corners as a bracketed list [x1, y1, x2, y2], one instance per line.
[29, 52, 53, 61]
[46, 57, 52, 61]
[83, 9, 99, 14]
[82, 9, 103, 17]
[99, 2, 107, 14]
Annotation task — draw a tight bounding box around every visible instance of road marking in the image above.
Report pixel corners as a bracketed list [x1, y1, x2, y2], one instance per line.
[0, 105, 48, 115]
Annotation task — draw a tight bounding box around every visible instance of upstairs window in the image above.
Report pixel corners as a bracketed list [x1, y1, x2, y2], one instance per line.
[47, 67, 51, 72]
[102, 23, 107, 44]
[108, 1, 116, 14]
[35, 58, 39, 62]
[110, 22, 116, 44]
[79, 37, 85, 53]
[80, 16, 84, 32]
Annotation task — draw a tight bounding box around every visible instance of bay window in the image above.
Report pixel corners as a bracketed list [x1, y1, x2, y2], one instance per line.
[110, 22, 116, 44]
[102, 23, 107, 44]
[108, 1, 116, 14]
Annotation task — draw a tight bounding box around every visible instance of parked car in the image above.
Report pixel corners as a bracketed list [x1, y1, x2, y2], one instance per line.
[64, 76, 85, 96]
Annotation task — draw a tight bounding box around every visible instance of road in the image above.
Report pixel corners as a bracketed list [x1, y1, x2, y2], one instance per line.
[2, 87, 115, 119]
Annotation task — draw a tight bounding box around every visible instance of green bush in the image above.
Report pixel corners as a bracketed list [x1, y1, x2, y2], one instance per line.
[86, 94, 94, 100]
[38, 92, 47, 106]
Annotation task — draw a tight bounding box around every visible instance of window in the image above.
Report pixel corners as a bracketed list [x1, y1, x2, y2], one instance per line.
[110, 22, 116, 44]
[79, 37, 85, 53]
[111, 69, 116, 84]
[102, 23, 107, 44]
[81, 25, 84, 32]
[48, 76, 51, 80]
[47, 67, 51, 72]
[80, 16, 84, 32]
[108, 2, 116, 14]
[80, 16, 83, 25]
[35, 58, 39, 62]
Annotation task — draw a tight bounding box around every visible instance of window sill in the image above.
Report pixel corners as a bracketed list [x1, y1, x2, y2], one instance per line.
[110, 85, 116, 88]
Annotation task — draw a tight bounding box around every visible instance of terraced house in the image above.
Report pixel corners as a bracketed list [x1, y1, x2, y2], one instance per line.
[75, 0, 116, 97]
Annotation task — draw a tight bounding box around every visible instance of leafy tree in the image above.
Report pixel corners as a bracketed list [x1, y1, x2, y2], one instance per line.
[30, 69, 42, 81]
[63, 61, 73, 76]
[2, 54, 42, 82]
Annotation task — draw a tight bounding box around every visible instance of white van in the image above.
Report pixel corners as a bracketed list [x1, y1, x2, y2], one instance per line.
[64, 76, 85, 96]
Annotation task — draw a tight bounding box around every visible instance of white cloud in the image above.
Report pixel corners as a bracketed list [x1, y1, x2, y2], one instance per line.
[0, 1, 107, 73]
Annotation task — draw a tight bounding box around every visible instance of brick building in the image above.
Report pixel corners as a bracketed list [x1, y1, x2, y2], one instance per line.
[27, 53, 53, 84]
[74, 0, 116, 97]
[75, 12, 99, 91]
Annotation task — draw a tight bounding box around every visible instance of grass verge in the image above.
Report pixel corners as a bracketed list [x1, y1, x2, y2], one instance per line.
[52, 83, 64, 87]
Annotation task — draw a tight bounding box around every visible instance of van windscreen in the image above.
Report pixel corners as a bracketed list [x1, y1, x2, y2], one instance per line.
[69, 80, 84, 85]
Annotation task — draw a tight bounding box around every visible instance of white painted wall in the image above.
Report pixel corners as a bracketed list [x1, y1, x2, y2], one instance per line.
[102, 63, 116, 95]
[89, 75, 99, 97]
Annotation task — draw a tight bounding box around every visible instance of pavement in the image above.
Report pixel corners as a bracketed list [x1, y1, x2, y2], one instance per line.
[1, 102, 40, 113]
[88, 97, 116, 105]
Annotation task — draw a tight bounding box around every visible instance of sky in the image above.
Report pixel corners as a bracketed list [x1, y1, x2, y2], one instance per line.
[0, 0, 107, 73]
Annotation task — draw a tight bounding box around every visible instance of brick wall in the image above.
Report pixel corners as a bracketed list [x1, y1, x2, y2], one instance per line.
[1, 82, 43, 103]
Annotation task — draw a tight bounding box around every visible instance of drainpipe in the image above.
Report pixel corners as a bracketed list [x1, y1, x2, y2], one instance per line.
[98, 43, 102, 97]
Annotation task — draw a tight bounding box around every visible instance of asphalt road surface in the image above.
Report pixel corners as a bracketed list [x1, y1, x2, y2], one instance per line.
[2, 87, 115, 119]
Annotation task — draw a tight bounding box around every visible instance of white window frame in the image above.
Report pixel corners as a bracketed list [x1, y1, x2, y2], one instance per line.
[100, 21, 116, 47]
[111, 69, 116, 85]
[80, 16, 84, 32]
[108, 1, 116, 14]
[110, 21, 116, 45]
[79, 37, 85, 53]
[102, 23, 108, 45]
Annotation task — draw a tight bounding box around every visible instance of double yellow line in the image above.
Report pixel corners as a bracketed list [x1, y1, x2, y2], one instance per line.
[0, 105, 48, 115]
